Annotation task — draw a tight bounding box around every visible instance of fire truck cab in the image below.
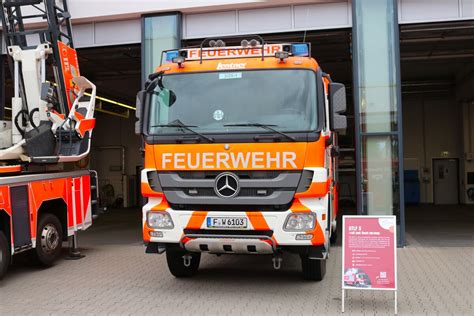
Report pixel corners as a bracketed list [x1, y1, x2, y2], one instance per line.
[136, 36, 346, 280]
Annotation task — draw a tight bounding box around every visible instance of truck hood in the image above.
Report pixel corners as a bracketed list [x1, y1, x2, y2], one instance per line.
[145, 141, 324, 171]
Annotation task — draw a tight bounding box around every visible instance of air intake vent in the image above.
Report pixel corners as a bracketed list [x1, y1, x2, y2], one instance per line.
[296, 169, 314, 193]
[176, 170, 289, 180]
[147, 171, 162, 192]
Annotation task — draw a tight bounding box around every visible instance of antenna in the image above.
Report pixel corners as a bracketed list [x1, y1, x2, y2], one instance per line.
[302, 6, 309, 43]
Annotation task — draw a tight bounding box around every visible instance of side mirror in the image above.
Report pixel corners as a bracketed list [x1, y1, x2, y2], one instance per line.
[329, 82, 347, 131]
[135, 90, 146, 135]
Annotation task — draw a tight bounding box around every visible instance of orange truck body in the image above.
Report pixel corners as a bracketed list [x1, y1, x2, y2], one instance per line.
[136, 40, 346, 280]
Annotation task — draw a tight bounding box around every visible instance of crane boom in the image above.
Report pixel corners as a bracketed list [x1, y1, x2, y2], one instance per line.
[0, 0, 96, 164]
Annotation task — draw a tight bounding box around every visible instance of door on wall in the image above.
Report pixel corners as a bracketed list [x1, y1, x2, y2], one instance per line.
[433, 159, 459, 204]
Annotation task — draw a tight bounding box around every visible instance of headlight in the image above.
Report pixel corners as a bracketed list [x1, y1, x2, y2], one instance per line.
[284, 213, 315, 231]
[147, 211, 174, 229]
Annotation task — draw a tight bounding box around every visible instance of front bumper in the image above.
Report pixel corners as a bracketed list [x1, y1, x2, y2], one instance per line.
[142, 195, 330, 253]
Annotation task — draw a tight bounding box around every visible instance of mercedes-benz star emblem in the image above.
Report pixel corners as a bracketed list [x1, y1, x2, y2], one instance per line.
[214, 172, 240, 198]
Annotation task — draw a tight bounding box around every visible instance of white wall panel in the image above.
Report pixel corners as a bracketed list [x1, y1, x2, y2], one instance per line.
[73, 23, 95, 47]
[238, 6, 292, 33]
[72, 19, 141, 48]
[185, 11, 237, 38]
[462, 0, 474, 17]
[94, 20, 141, 46]
[67, 0, 267, 21]
[399, 0, 474, 23]
[294, 2, 351, 29]
[182, 2, 352, 39]
[3, 1, 473, 48]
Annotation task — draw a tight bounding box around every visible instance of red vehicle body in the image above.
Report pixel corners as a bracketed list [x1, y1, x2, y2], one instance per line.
[0, 169, 97, 278]
[0, 0, 98, 280]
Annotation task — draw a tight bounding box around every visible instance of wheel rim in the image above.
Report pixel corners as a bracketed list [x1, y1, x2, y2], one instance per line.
[0, 244, 3, 266]
[41, 224, 60, 254]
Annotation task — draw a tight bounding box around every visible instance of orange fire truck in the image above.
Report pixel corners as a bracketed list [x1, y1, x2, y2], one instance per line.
[0, 0, 98, 280]
[136, 36, 346, 280]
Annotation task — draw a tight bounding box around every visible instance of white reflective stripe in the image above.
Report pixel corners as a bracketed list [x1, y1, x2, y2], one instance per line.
[141, 168, 155, 183]
[80, 176, 84, 230]
[304, 167, 328, 183]
[72, 179, 77, 231]
[83, 201, 93, 230]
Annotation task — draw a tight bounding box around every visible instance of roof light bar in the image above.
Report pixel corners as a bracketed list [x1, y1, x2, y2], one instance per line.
[175, 44, 289, 61]
[161, 41, 310, 64]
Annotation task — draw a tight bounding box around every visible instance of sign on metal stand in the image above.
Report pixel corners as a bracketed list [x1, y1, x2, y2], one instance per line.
[341, 215, 397, 314]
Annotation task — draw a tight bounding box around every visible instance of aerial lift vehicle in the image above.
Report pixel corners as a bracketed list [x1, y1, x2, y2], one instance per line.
[0, 0, 98, 280]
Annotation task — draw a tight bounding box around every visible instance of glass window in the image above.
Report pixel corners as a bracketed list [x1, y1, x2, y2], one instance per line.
[148, 69, 318, 135]
[353, 0, 404, 244]
[361, 135, 400, 217]
[143, 14, 180, 82]
[354, 0, 399, 133]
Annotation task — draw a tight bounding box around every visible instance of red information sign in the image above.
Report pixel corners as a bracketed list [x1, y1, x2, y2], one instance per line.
[342, 216, 397, 313]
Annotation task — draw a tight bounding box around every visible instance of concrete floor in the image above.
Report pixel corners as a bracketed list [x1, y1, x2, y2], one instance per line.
[405, 204, 474, 247]
[0, 205, 472, 315]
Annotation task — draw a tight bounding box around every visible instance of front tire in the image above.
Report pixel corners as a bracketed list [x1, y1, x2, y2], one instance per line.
[301, 256, 326, 281]
[34, 214, 63, 266]
[0, 231, 10, 280]
[166, 249, 201, 278]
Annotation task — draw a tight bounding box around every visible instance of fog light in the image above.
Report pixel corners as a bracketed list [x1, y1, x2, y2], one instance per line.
[149, 231, 163, 238]
[147, 212, 174, 229]
[296, 234, 313, 240]
[284, 213, 315, 231]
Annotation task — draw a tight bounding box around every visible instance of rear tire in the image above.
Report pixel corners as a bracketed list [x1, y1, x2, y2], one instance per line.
[301, 256, 326, 281]
[34, 214, 63, 266]
[0, 231, 10, 280]
[166, 249, 200, 278]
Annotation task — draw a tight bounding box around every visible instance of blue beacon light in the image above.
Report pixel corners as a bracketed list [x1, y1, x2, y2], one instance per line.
[292, 44, 309, 57]
[165, 50, 179, 62]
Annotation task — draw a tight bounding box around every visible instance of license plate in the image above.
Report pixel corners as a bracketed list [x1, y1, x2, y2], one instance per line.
[206, 217, 247, 229]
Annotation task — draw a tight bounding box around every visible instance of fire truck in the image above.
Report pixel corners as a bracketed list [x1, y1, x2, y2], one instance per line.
[136, 36, 346, 280]
[0, 0, 97, 280]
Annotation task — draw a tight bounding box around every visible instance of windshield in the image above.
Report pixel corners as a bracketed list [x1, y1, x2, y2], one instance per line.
[148, 69, 318, 135]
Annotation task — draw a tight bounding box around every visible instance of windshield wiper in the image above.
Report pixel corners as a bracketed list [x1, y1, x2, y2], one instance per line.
[152, 121, 214, 143]
[224, 123, 296, 142]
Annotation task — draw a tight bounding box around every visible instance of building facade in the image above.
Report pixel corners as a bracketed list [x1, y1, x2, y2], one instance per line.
[1, 0, 473, 245]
